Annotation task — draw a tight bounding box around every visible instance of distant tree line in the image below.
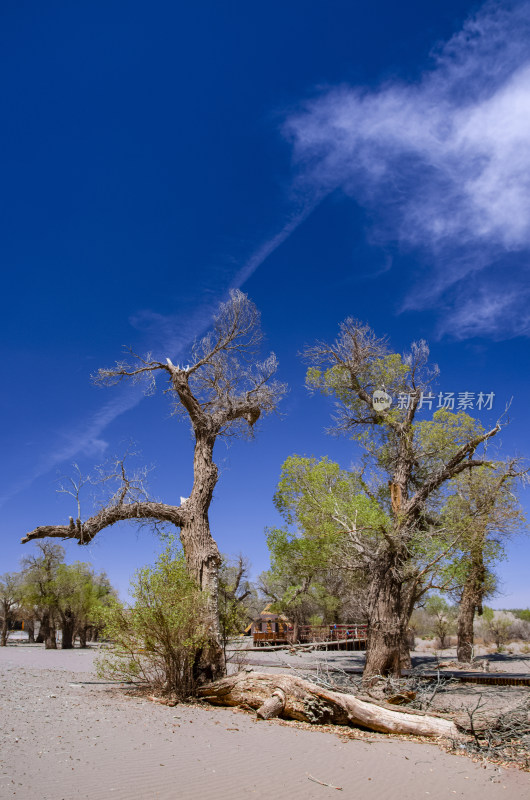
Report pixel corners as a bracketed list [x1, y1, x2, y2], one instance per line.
[0, 543, 115, 648]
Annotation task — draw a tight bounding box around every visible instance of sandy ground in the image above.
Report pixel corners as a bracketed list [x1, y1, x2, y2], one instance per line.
[1, 644, 530, 800]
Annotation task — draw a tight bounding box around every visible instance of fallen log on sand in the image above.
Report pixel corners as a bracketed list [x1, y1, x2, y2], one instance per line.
[198, 671, 461, 739]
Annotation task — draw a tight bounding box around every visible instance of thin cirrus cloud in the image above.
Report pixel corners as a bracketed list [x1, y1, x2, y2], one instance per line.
[283, 0, 530, 339]
[0, 387, 142, 509]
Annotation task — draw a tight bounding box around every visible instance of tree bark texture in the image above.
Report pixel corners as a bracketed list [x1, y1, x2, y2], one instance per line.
[199, 671, 460, 739]
[364, 554, 412, 679]
[399, 634, 412, 671]
[40, 611, 57, 650]
[60, 609, 75, 649]
[457, 553, 486, 663]
[1, 619, 8, 647]
[181, 435, 224, 682]
[25, 620, 35, 643]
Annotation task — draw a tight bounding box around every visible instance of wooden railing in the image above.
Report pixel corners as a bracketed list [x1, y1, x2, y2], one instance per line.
[297, 624, 368, 643]
[252, 623, 368, 647]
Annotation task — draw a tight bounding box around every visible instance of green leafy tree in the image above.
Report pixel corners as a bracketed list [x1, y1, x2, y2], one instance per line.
[96, 545, 210, 698]
[441, 464, 526, 662]
[258, 565, 318, 639]
[0, 573, 22, 646]
[54, 562, 114, 648]
[79, 570, 115, 646]
[303, 320, 503, 677]
[20, 543, 65, 649]
[263, 457, 371, 635]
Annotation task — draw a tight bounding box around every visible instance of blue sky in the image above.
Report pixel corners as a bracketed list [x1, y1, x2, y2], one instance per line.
[1, 0, 529, 606]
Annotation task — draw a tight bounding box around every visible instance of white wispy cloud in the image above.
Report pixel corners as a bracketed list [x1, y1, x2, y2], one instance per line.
[283, 0, 530, 339]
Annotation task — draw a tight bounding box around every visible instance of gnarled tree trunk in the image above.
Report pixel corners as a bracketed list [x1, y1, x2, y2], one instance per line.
[21, 291, 285, 685]
[1, 618, 8, 647]
[45, 628, 57, 649]
[78, 626, 88, 648]
[457, 553, 486, 663]
[25, 619, 36, 643]
[365, 556, 409, 679]
[181, 434, 224, 682]
[60, 609, 76, 649]
[40, 611, 57, 650]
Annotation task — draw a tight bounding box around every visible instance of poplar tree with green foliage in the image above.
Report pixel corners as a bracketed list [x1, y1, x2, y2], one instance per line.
[263, 456, 371, 632]
[441, 464, 526, 662]
[54, 562, 114, 648]
[303, 319, 504, 678]
[0, 573, 21, 646]
[20, 542, 65, 649]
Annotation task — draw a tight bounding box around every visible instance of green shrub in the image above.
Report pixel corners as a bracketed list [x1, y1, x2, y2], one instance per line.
[95, 546, 209, 699]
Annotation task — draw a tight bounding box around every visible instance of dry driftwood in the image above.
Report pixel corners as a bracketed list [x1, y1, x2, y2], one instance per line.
[199, 671, 461, 739]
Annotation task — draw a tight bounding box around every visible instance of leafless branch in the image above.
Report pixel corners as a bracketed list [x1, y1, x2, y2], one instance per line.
[56, 463, 92, 521]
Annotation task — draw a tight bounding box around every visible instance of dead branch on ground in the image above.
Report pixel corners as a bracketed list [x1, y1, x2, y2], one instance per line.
[198, 670, 461, 738]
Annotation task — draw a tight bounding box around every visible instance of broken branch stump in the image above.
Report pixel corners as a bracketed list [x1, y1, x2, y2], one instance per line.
[256, 688, 286, 720]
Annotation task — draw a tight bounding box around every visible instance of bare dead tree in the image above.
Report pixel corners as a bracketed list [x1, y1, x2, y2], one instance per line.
[218, 555, 258, 658]
[22, 290, 286, 680]
[220, 555, 253, 606]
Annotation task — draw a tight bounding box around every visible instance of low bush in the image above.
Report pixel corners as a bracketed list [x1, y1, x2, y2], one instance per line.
[476, 609, 518, 651]
[95, 545, 209, 699]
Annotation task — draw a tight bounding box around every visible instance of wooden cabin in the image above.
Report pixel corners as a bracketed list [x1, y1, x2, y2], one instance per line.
[247, 605, 292, 645]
